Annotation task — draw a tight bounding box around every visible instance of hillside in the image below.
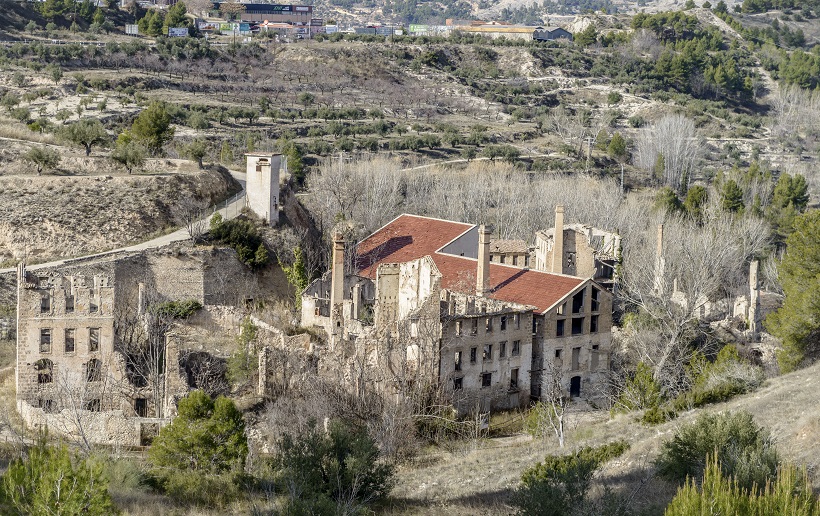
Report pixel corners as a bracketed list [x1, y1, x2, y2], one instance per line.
[387, 361, 820, 514]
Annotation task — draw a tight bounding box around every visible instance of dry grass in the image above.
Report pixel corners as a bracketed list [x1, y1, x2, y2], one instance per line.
[0, 118, 59, 145]
[387, 361, 820, 515]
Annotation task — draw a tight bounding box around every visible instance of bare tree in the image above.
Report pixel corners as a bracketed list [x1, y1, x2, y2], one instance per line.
[530, 358, 570, 447]
[635, 114, 703, 193]
[176, 195, 208, 243]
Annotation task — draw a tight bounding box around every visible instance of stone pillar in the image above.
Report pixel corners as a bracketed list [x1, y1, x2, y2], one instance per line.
[330, 230, 346, 310]
[476, 224, 492, 296]
[749, 260, 759, 334]
[654, 224, 665, 294]
[551, 205, 564, 274]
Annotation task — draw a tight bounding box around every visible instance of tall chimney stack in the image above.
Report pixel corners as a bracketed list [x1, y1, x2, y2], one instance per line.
[749, 260, 759, 334]
[330, 229, 346, 309]
[476, 224, 492, 296]
[551, 205, 564, 274]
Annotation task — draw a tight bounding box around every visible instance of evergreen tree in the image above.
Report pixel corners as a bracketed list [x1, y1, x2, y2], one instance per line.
[721, 179, 745, 213]
[283, 246, 309, 308]
[766, 210, 820, 372]
[683, 185, 708, 222]
[130, 102, 174, 155]
[0, 439, 118, 515]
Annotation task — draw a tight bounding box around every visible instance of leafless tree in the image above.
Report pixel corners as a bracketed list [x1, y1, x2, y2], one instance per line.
[635, 114, 704, 193]
[530, 358, 570, 447]
[176, 195, 208, 243]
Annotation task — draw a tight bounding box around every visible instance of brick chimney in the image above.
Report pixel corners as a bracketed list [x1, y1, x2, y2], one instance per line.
[330, 229, 346, 309]
[476, 224, 492, 296]
[551, 205, 564, 274]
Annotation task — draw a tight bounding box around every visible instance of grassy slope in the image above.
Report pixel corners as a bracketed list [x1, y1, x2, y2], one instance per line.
[388, 361, 820, 515]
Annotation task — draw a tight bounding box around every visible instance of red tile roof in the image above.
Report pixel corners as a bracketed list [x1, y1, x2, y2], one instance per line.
[355, 214, 584, 314]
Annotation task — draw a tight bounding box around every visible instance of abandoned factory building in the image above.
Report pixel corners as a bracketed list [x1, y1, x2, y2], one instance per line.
[15, 245, 264, 447]
[302, 212, 614, 412]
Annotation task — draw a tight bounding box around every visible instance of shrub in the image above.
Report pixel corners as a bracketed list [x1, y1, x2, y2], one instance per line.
[665, 455, 818, 516]
[269, 421, 395, 513]
[614, 362, 661, 413]
[150, 299, 202, 319]
[209, 216, 270, 269]
[514, 441, 630, 516]
[655, 411, 778, 491]
[0, 439, 118, 515]
[148, 391, 248, 506]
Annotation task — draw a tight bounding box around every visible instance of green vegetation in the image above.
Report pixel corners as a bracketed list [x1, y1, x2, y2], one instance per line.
[59, 119, 108, 156]
[150, 299, 202, 319]
[111, 135, 147, 174]
[268, 421, 395, 514]
[226, 317, 258, 389]
[514, 441, 629, 516]
[665, 455, 819, 516]
[130, 102, 175, 155]
[766, 210, 820, 372]
[282, 246, 309, 309]
[655, 411, 778, 491]
[0, 438, 118, 515]
[147, 391, 248, 506]
[22, 146, 60, 175]
[208, 214, 270, 269]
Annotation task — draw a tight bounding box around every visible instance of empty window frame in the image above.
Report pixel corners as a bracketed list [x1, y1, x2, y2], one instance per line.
[571, 317, 584, 335]
[591, 287, 600, 312]
[514, 313, 521, 329]
[483, 344, 493, 361]
[38, 399, 57, 413]
[135, 398, 148, 417]
[454, 351, 462, 371]
[89, 328, 100, 352]
[557, 302, 566, 316]
[64, 329, 75, 353]
[510, 368, 519, 390]
[86, 359, 102, 382]
[89, 294, 98, 314]
[571, 347, 581, 371]
[35, 359, 53, 384]
[500, 315, 507, 331]
[470, 347, 477, 363]
[512, 340, 521, 356]
[455, 320, 463, 336]
[40, 293, 51, 313]
[571, 290, 585, 314]
[481, 372, 492, 388]
[65, 295, 74, 313]
[499, 341, 507, 358]
[85, 399, 101, 412]
[555, 348, 563, 360]
[471, 319, 479, 335]
[590, 315, 599, 334]
[453, 377, 463, 391]
[556, 319, 565, 337]
[39, 328, 52, 353]
[486, 317, 493, 333]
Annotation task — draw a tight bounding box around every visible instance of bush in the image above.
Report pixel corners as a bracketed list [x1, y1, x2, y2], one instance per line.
[614, 362, 661, 413]
[209, 216, 270, 269]
[0, 438, 118, 515]
[665, 456, 818, 516]
[150, 299, 202, 319]
[655, 411, 778, 491]
[148, 391, 248, 506]
[269, 421, 395, 513]
[514, 441, 630, 516]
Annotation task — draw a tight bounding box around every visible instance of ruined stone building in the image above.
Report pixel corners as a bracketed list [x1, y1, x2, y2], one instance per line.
[302, 214, 614, 412]
[533, 205, 621, 291]
[15, 245, 264, 446]
[245, 153, 281, 226]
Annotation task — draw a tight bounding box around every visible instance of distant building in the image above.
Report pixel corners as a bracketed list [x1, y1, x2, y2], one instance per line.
[244, 153, 280, 226]
[533, 26, 573, 41]
[210, 3, 313, 24]
[489, 239, 531, 268]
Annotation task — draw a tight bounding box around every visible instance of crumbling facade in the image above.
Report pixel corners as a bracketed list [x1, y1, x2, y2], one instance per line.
[533, 205, 621, 291]
[302, 214, 614, 412]
[15, 245, 261, 446]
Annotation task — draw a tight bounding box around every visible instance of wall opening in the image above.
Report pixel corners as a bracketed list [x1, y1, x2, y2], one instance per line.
[570, 376, 581, 398]
[35, 359, 53, 384]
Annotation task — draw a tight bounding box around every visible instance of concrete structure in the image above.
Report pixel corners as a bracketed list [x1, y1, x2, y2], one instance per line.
[302, 214, 614, 412]
[533, 26, 573, 41]
[210, 3, 314, 24]
[15, 245, 260, 447]
[245, 153, 280, 226]
[534, 205, 621, 291]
